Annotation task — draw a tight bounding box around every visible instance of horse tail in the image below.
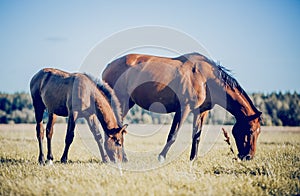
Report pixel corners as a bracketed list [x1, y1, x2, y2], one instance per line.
[30, 70, 46, 114]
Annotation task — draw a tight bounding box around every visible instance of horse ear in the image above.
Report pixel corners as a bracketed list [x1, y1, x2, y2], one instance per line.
[120, 124, 128, 134]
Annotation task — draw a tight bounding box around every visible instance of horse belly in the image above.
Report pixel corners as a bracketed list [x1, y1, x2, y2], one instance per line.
[130, 82, 179, 113]
[41, 91, 69, 117]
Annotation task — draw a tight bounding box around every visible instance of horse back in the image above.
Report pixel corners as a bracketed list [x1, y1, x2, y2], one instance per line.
[30, 68, 75, 116]
[102, 54, 183, 87]
[102, 53, 211, 112]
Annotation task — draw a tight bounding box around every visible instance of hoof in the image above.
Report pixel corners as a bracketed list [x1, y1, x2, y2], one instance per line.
[122, 156, 128, 163]
[60, 157, 68, 164]
[102, 159, 109, 164]
[190, 154, 196, 161]
[102, 155, 110, 164]
[38, 156, 45, 165]
[45, 159, 53, 166]
[158, 155, 165, 163]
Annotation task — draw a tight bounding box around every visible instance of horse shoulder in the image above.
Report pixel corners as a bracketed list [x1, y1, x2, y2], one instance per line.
[177, 61, 208, 108]
[72, 74, 94, 109]
[102, 55, 133, 87]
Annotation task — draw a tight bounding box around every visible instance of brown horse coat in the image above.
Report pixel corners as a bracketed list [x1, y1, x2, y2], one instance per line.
[102, 52, 261, 161]
[30, 68, 127, 164]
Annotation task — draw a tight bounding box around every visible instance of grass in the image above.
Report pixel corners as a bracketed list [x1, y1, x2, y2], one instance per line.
[0, 124, 299, 195]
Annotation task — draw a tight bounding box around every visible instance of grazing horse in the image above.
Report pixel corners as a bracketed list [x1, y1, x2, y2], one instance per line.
[102, 52, 262, 162]
[30, 68, 128, 164]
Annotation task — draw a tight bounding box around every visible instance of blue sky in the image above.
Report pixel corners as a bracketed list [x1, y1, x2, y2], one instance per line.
[0, 0, 299, 93]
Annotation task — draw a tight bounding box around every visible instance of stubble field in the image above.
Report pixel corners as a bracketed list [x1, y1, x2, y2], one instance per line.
[0, 123, 299, 195]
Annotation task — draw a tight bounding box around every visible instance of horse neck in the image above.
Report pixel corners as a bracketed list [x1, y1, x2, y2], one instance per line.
[212, 83, 258, 120]
[228, 89, 256, 119]
[94, 92, 119, 131]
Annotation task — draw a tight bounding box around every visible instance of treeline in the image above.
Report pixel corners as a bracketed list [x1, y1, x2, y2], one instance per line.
[0, 91, 299, 126]
[0, 92, 35, 124]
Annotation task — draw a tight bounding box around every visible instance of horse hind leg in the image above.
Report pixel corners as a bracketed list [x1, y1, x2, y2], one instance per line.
[45, 113, 56, 165]
[158, 106, 191, 163]
[33, 102, 46, 165]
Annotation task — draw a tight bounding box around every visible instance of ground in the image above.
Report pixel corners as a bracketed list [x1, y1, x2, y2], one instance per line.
[0, 124, 299, 195]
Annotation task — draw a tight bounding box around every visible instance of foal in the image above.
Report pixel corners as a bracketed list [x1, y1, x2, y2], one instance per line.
[30, 68, 127, 164]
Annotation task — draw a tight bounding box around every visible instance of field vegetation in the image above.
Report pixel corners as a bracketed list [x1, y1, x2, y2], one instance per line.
[0, 124, 299, 195]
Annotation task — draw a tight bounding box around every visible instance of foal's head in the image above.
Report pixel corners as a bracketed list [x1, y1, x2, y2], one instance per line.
[104, 124, 128, 163]
[232, 113, 262, 160]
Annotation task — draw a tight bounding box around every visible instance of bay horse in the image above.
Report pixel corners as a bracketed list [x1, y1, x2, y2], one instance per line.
[30, 68, 128, 164]
[102, 52, 262, 162]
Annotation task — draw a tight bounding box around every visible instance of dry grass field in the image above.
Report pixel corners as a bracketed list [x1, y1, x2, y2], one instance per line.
[0, 123, 299, 195]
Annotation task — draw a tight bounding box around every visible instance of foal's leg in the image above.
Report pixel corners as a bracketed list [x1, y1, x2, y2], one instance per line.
[120, 98, 135, 162]
[190, 111, 209, 161]
[46, 113, 56, 164]
[158, 106, 191, 163]
[86, 114, 109, 163]
[61, 112, 77, 163]
[33, 104, 45, 165]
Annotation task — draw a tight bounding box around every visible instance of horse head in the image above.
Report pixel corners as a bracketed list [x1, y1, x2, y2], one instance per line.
[104, 124, 128, 163]
[232, 112, 262, 160]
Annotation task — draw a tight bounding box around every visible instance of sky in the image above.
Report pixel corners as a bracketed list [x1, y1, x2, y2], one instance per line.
[0, 0, 299, 93]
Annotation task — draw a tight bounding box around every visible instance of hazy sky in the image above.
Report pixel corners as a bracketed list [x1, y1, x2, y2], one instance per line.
[0, 0, 299, 93]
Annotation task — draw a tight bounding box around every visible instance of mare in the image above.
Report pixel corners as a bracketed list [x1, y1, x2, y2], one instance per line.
[102, 52, 262, 162]
[30, 68, 127, 164]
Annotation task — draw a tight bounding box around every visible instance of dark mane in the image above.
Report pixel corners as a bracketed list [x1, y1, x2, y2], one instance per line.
[203, 57, 244, 93]
[202, 55, 261, 115]
[217, 64, 244, 93]
[84, 74, 123, 126]
[178, 52, 245, 93]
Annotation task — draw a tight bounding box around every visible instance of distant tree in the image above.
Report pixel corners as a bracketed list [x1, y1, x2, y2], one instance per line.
[0, 91, 299, 126]
[0, 95, 12, 114]
[142, 113, 153, 124]
[0, 109, 8, 123]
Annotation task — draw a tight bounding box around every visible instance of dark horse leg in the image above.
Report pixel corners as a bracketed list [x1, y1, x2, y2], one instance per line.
[190, 111, 209, 161]
[158, 106, 191, 163]
[33, 101, 46, 165]
[61, 112, 77, 163]
[85, 114, 110, 163]
[45, 113, 56, 164]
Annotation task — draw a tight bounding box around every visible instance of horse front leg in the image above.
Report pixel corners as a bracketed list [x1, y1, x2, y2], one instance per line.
[158, 106, 191, 163]
[190, 111, 209, 161]
[45, 113, 56, 165]
[86, 114, 110, 163]
[61, 112, 77, 163]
